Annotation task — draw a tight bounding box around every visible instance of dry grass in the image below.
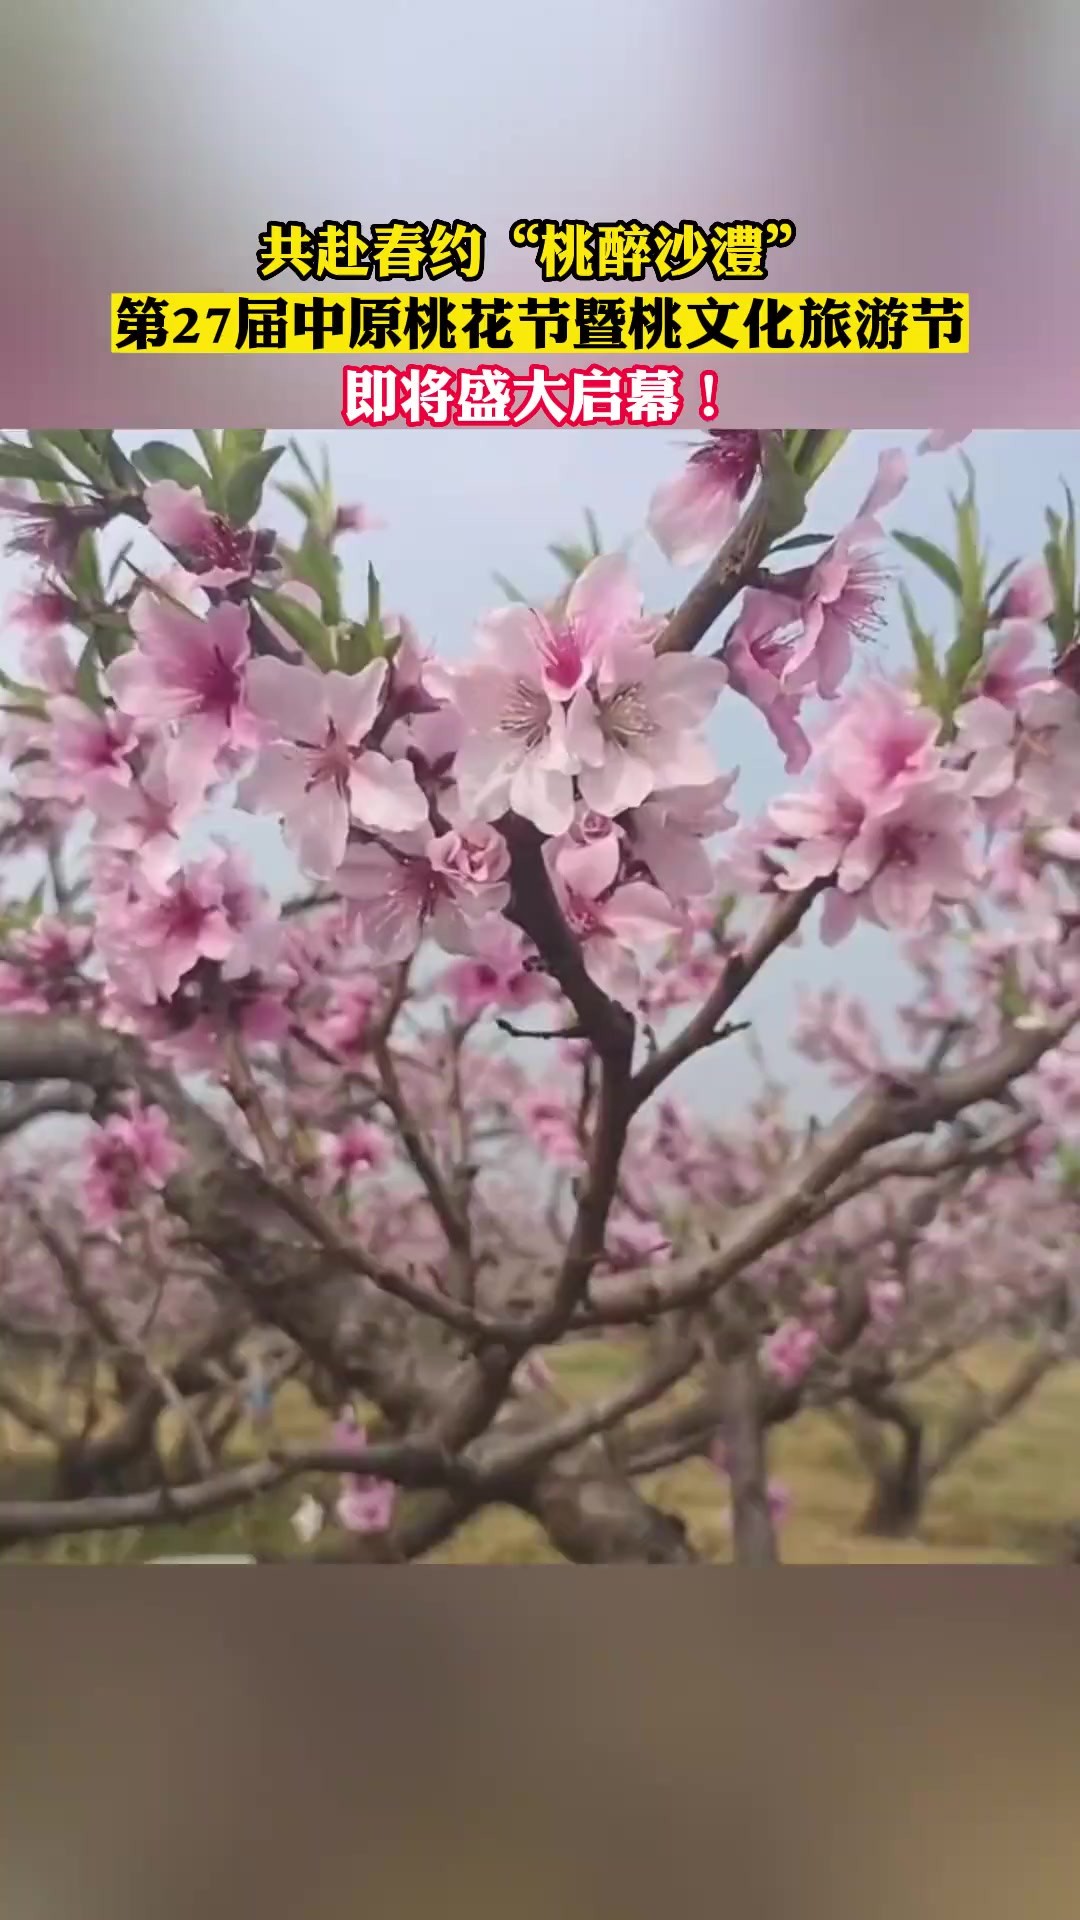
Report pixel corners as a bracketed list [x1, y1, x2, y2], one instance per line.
[2, 1340, 1078, 1563]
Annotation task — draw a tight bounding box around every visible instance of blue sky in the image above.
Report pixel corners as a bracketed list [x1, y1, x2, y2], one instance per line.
[1, 427, 1077, 1115]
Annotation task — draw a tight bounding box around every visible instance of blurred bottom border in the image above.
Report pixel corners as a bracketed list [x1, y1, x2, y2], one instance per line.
[1, 1574, 1078, 1920]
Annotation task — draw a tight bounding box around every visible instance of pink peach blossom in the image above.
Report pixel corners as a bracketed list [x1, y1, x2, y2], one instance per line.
[978, 621, 1046, 708]
[765, 450, 908, 701]
[441, 923, 547, 1019]
[998, 564, 1054, 625]
[83, 1102, 184, 1228]
[628, 775, 738, 899]
[21, 628, 77, 694]
[647, 431, 760, 566]
[144, 479, 264, 587]
[333, 503, 385, 536]
[316, 1120, 389, 1188]
[918, 429, 971, 454]
[724, 591, 812, 773]
[761, 1319, 819, 1386]
[89, 747, 202, 887]
[451, 554, 659, 834]
[109, 592, 259, 787]
[238, 655, 428, 877]
[38, 696, 139, 805]
[832, 775, 978, 934]
[330, 1418, 397, 1535]
[817, 678, 940, 802]
[546, 835, 684, 1007]
[338, 822, 511, 962]
[565, 638, 725, 816]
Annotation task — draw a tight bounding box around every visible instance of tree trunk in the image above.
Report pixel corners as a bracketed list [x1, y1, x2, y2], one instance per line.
[526, 1443, 698, 1562]
[722, 1352, 777, 1565]
[855, 1394, 925, 1538]
[100, 1095, 698, 1561]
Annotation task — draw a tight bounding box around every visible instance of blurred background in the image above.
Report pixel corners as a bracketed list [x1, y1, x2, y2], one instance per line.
[1, 0, 1078, 422]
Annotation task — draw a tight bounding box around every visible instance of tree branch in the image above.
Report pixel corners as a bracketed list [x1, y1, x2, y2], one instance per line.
[0, 1087, 94, 1137]
[630, 886, 822, 1108]
[0, 1435, 470, 1548]
[653, 486, 774, 657]
[581, 1008, 1080, 1326]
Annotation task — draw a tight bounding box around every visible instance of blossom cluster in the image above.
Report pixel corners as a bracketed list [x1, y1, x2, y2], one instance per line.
[1, 423, 1078, 1272]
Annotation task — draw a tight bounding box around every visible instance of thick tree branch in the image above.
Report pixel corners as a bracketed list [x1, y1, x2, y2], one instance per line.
[581, 1008, 1080, 1326]
[502, 817, 633, 1062]
[0, 1435, 467, 1548]
[475, 1337, 698, 1488]
[0, 1087, 94, 1137]
[653, 486, 775, 657]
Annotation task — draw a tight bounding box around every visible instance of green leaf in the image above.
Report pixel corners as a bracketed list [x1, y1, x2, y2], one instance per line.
[367, 562, 382, 634]
[89, 617, 124, 667]
[276, 480, 316, 521]
[998, 955, 1028, 1024]
[98, 434, 141, 491]
[1061, 486, 1077, 655]
[759, 432, 807, 539]
[898, 581, 947, 716]
[288, 437, 322, 493]
[69, 530, 102, 605]
[188, 432, 227, 512]
[583, 508, 603, 558]
[283, 439, 335, 533]
[338, 564, 387, 672]
[944, 612, 988, 701]
[337, 621, 372, 673]
[22, 880, 46, 926]
[795, 429, 849, 489]
[74, 634, 104, 711]
[223, 445, 284, 526]
[951, 467, 985, 612]
[35, 479, 70, 507]
[893, 530, 963, 598]
[712, 895, 738, 938]
[307, 540, 343, 626]
[34, 431, 112, 486]
[222, 429, 267, 464]
[193, 430, 221, 473]
[492, 570, 527, 604]
[1042, 483, 1077, 660]
[0, 666, 47, 712]
[132, 440, 212, 493]
[942, 468, 988, 695]
[1057, 1142, 1080, 1191]
[768, 532, 831, 554]
[986, 558, 1020, 604]
[279, 536, 343, 625]
[363, 564, 385, 654]
[548, 540, 591, 581]
[0, 440, 71, 484]
[106, 541, 135, 591]
[253, 587, 335, 670]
